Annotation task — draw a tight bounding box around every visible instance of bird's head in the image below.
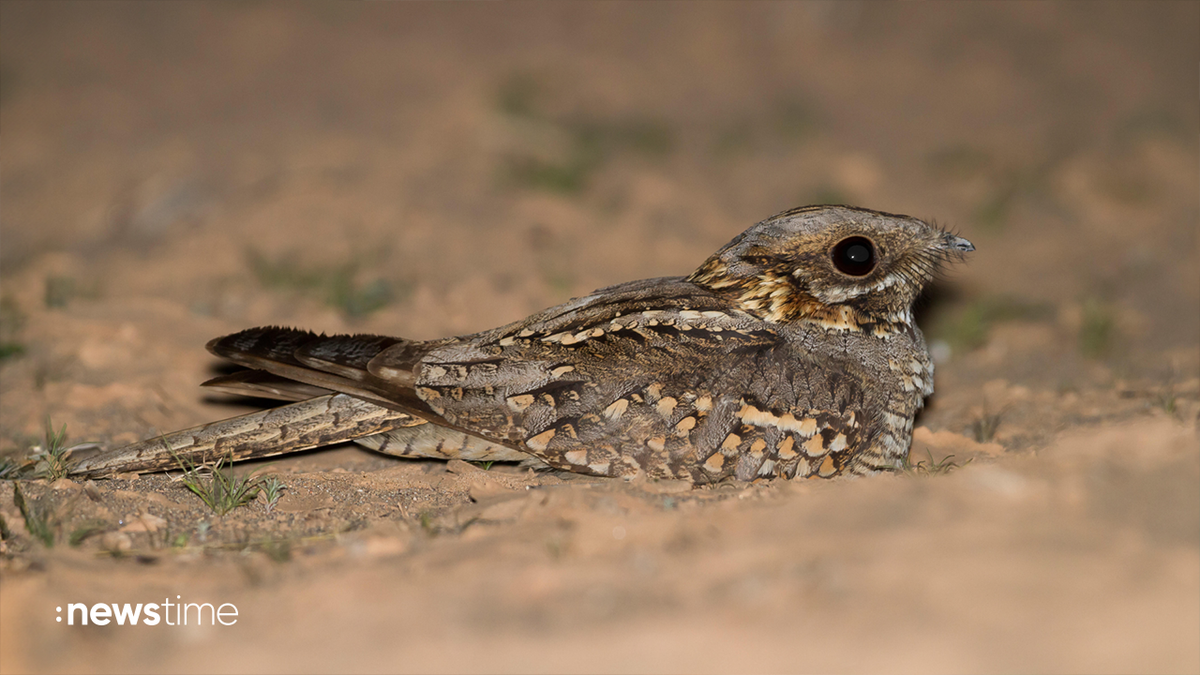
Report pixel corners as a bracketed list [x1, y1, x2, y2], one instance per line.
[688, 205, 974, 335]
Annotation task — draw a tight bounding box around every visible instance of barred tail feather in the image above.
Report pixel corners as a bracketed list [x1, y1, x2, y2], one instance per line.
[70, 394, 422, 478]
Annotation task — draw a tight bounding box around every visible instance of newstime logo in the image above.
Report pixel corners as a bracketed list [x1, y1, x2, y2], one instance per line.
[57, 597, 238, 626]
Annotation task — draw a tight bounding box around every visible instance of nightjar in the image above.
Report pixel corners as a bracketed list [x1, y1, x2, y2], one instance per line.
[72, 205, 973, 483]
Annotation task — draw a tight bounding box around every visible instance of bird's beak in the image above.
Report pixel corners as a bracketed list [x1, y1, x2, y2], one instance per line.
[943, 234, 975, 252]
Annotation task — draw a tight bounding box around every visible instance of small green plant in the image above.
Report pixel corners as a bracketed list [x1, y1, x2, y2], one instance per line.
[44, 275, 76, 308]
[33, 418, 75, 481]
[1079, 297, 1116, 359]
[973, 175, 1021, 231]
[175, 453, 270, 516]
[13, 482, 61, 546]
[505, 154, 598, 195]
[495, 74, 675, 195]
[542, 271, 575, 296]
[1130, 380, 1181, 416]
[0, 293, 25, 362]
[902, 449, 970, 477]
[0, 455, 21, 479]
[502, 117, 675, 194]
[973, 155, 1060, 232]
[970, 408, 1004, 443]
[261, 476, 286, 513]
[945, 303, 992, 352]
[419, 511, 436, 534]
[42, 276, 100, 309]
[259, 538, 292, 563]
[68, 521, 108, 547]
[931, 296, 1054, 352]
[1155, 389, 1178, 415]
[247, 251, 396, 319]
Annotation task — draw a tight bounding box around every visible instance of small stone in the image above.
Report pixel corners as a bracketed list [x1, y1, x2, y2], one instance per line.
[446, 459, 484, 474]
[468, 475, 514, 501]
[119, 513, 167, 533]
[101, 531, 133, 553]
[83, 481, 104, 502]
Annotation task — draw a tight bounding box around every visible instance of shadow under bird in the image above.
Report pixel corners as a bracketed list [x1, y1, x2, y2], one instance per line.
[71, 205, 973, 483]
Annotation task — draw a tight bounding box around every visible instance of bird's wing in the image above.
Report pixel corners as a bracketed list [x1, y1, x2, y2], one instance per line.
[357, 277, 869, 481]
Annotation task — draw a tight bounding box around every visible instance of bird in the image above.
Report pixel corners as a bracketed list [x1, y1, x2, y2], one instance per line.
[70, 205, 973, 484]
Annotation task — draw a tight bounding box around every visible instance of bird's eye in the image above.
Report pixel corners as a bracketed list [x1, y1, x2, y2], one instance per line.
[831, 236, 876, 276]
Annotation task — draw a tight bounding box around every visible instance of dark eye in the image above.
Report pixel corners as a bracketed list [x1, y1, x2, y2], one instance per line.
[831, 236, 876, 276]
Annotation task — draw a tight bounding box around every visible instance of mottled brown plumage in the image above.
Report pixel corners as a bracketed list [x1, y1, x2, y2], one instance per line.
[71, 205, 973, 483]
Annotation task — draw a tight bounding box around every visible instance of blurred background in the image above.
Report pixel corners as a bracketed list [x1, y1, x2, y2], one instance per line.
[1, 3, 1197, 673]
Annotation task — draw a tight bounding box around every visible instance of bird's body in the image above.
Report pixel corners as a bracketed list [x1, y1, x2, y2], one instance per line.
[71, 205, 972, 483]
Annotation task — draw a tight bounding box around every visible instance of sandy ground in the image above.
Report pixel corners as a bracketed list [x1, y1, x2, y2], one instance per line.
[1, 3, 1197, 673]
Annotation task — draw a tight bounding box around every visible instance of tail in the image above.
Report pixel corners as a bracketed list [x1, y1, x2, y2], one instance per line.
[70, 394, 423, 478]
